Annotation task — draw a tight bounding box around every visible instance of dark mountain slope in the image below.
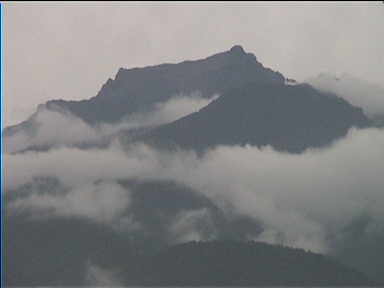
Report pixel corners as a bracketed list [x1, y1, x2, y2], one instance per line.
[5, 179, 263, 286]
[330, 215, 384, 284]
[123, 241, 374, 286]
[5, 215, 134, 286]
[138, 83, 371, 153]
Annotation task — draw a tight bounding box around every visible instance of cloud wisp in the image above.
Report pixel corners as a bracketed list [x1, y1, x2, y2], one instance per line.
[4, 92, 218, 153]
[84, 261, 122, 286]
[9, 181, 131, 224]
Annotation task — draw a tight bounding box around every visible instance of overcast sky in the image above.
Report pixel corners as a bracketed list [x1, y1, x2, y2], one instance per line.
[3, 1, 384, 126]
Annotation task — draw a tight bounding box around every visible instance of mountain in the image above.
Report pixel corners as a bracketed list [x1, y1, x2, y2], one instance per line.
[6, 227, 375, 286]
[5, 179, 263, 286]
[44, 45, 284, 125]
[4, 45, 381, 286]
[4, 46, 372, 154]
[5, 45, 284, 135]
[122, 241, 373, 286]
[6, 179, 383, 286]
[135, 83, 370, 153]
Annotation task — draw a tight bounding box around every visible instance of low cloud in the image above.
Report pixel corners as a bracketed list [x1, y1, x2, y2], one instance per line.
[4, 92, 217, 153]
[307, 74, 384, 119]
[4, 106, 100, 153]
[5, 127, 384, 253]
[10, 181, 130, 224]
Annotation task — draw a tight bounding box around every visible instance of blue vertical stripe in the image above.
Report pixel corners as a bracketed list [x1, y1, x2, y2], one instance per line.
[1, 2, 4, 286]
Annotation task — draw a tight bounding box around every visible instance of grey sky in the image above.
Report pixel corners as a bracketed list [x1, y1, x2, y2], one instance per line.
[4, 1, 384, 126]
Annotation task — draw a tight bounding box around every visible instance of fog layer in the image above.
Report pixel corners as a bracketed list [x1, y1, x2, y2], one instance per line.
[5, 127, 384, 253]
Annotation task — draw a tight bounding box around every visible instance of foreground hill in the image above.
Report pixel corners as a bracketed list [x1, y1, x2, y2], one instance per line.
[122, 241, 373, 286]
[5, 179, 262, 286]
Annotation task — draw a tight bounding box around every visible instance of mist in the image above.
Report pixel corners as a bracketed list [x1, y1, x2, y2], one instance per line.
[84, 261, 122, 286]
[5, 126, 384, 253]
[9, 181, 131, 224]
[169, 208, 217, 244]
[4, 92, 217, 153]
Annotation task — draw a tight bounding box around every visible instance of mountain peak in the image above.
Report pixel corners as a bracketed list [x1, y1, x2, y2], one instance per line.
[5, 44, 284, 127]
[229, 45, 246, 55]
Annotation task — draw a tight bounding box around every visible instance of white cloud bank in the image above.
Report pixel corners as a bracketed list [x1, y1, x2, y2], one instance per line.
[5, 127, 384, 253]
